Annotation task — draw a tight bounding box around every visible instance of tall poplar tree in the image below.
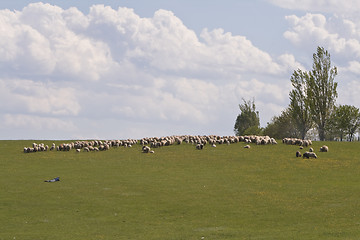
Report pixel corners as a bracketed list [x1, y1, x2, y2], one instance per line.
[307, 46, 338, 140]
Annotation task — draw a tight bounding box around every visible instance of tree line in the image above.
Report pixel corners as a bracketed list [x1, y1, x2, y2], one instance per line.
[234, 46, 360, 141]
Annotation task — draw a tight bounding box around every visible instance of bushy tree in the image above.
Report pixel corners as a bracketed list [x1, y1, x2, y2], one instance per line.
[263, 108, 299, 139]
[234, 98, 260, 136]
[329, 105, 360, 141]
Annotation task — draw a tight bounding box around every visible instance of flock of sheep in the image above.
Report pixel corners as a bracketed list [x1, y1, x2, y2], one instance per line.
[23, 135, 278, 154]
[287, 136, 329, 159]
[22, 135, 328, 159]
[23, 139, 137, 153]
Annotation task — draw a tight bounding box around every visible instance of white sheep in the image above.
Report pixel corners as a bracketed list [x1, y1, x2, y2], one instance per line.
[142, 146, 151, 153]
[196, 144, 204, 150]
[320, 145, 329, 152]
[303, 151, 317, 159]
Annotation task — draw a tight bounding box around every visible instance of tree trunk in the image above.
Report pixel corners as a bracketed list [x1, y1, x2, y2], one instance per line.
[318, 127, 325, 141]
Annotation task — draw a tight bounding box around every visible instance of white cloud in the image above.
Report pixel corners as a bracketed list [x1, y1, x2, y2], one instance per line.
[6, 2, 358, 139]
[0, 79, 80, 116]
[2, 113, 77, 132]
[268, 0, 360, 16]
[284, 13, 360, 58]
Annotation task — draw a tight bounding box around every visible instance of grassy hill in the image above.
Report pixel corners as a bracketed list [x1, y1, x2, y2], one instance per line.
[1, 140, 360, 239]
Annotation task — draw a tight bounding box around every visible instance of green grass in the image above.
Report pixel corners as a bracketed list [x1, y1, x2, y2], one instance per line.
[1, 140, 360, 239]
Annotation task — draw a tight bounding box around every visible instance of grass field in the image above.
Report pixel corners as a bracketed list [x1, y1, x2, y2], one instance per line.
[1, 140, 360, 239]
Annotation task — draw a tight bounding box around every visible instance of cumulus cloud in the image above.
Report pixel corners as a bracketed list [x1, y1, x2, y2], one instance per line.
[0, 79, 80, 116]
[0, 2, 342, 139]
[284, 13, 360, 59]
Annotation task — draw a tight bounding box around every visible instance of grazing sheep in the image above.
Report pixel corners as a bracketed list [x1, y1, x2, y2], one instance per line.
[309, 147, 314, 152]
[296, 151, 302, 157]
[244, 145, 251, 149]
[142, 146, 151, 153]
[300, 146, 304, 149]
[76, 149, 81, 153]
[211, 143, 216, 148]
[320, 145, 329, 152]
[50, 144, 55, 151]
[196, 144, 204, 150]
[303, 151, 317, 159]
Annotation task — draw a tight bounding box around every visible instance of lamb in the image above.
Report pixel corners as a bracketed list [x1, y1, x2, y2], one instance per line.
[296, 151, 302, 157]
[303, 151, 317, 159]
[320, 145, 329, 152]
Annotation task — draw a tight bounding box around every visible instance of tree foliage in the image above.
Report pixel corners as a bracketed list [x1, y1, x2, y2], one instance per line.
[234, 98, 260, 136]
[263, 108, 299, 139]
[329, 105, 360, 141]
[289, 69, 313, 139]
[286, 46, 338, 141]
[307, 46, 338, 140]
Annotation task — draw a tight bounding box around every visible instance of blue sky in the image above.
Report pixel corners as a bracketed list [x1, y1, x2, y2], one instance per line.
[0, 0, 359, 139]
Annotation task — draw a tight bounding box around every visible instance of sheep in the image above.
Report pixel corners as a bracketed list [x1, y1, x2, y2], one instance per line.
[309, 147, 314, 152]
[320, 145, 329, 152]
[142, 146, 151, 153]
[149, 150, 155, 153]
[211, 143, 216, 148]
[196, 144, 204, 150]
[244, 145, 251, 149]
[296, 151, 302, 157]
[50, 143, 55, 151]
[76, 149, 81, 153]
[303, 151, 317, 159]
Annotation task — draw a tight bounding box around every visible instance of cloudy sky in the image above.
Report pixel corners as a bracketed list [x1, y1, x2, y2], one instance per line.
[1, 0, 359, 140]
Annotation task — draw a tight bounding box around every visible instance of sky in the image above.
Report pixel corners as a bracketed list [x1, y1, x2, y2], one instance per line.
[0, 0, 360, 140]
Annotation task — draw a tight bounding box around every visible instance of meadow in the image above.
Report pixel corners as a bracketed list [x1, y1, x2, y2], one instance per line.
[1, 140, 360, 239]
